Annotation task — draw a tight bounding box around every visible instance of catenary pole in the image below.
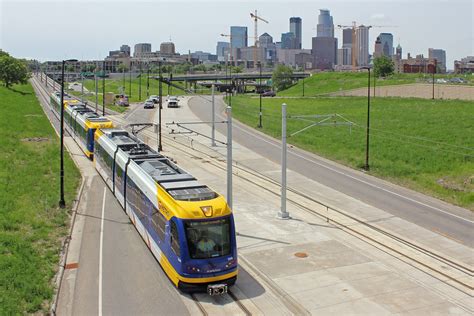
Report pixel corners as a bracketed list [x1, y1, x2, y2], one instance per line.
[278, 103, 289, 219]
[211, 84, 216, 146]
[226, 106, 233, 209]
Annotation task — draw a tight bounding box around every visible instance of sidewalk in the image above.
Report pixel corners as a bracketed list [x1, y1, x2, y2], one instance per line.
[147, 95, 473, 315]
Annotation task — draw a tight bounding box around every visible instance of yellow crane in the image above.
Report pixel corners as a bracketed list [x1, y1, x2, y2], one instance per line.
[250, 10, 269, 68]
[337, 22, 397, 71]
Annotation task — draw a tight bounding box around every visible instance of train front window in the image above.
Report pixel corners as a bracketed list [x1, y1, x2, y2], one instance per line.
[185, 217, 231, 259]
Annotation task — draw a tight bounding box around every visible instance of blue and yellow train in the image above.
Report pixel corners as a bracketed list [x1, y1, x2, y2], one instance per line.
[50, 92, 238, 294]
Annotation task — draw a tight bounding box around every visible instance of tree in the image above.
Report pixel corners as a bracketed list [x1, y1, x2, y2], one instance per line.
[117, 63, 129, 73]
[373, 56, 394, 77]
[272, 64, 294, 91]
[230, 66, 242, 73]
[0, 54, 30, 88]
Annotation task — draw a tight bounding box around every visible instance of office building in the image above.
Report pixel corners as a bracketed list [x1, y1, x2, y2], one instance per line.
[230, 26, 248, 49]
[216, 42, 230, 61]
[312, 37, 338, 70]
[120, 45, 131, 57]
[401, 54, 437, 73]
[373, 37, 383, 58]
[290, 17, 302, 49]
[454, 56, 474, 73]
[134, 43, 152, 57]
[356, 26, 370, 66]
[316, 9, 334, 38]
[281, 32, 296, 49]
[277, 48, 311, 67]
[259, 33, 273, 47]
[343, 28, 353, 45]
[337, 46, 352, 66]
[379, 33, 394, 56]
[428, 48, 446, 73]
[160, 42, 176, 55]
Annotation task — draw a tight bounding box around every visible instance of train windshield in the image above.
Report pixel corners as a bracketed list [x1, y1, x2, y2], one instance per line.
[185, 217, 231, 259]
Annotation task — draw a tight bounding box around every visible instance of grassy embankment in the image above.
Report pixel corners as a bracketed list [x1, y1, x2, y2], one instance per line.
[230, 95, 474, 210]
[0, 84, 81, 313]
[280, 72, 474, 97]
[68, 75, 210, 112]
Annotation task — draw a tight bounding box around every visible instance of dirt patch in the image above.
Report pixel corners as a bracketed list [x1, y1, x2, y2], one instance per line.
[437, 175, 474, 193]
[21, 137, 50, 142]
[332, 83, 474, 101]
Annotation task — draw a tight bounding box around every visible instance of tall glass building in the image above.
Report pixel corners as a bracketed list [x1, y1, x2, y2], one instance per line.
[378, 33, 394, 56]
[289, 17, 302, 49]
[316, 9, 334, 38]
[230, 26, 248, 49]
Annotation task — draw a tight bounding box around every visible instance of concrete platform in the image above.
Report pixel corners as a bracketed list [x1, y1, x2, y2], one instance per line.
[139, 95, 474, 315]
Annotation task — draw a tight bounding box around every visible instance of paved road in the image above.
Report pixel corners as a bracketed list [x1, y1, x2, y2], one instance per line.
[32, 76, 189, 315]
[188, 95, 474, 246]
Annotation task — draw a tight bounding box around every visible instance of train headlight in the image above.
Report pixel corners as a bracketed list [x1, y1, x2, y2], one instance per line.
[187, 266, 201, 273]
[225, 259, 237, 268]
[200, 206, 213, 217]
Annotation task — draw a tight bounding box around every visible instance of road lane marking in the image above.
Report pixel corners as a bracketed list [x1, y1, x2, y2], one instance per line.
[211, 107, 473, 224]
[99, 187, 106, 316]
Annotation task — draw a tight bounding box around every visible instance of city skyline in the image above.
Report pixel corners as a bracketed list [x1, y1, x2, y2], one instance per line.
[1, 0, 472, 68]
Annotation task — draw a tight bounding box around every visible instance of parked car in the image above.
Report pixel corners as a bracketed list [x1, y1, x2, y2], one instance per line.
[262, 90, 276, 97]
[144, 100, 155, 109]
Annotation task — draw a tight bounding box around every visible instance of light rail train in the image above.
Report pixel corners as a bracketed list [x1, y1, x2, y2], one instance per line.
[50, 92, 237, 294]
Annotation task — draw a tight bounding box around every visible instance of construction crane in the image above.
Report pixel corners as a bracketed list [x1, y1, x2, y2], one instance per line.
[250, 10, 269, 68]
[337, 22, 397, 71]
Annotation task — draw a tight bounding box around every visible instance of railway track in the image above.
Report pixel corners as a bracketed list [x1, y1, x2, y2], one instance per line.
[32, 75, 472, 312]
[120, 119, 473, 303]
[190, 290, 252, 316]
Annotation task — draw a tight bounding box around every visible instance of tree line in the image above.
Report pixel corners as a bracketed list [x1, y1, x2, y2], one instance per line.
[0, 51, 30, 88]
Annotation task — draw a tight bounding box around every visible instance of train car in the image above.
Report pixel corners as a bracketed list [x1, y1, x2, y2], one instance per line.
[50, 92, 114, 159]
[94, 128, 238, 294]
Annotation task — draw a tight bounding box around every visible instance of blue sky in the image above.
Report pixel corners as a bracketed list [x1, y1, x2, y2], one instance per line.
[1, 0, 472, 69]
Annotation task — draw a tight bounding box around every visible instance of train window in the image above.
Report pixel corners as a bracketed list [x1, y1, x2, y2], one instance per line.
[170, 221, 180, 256]
[151, 210, 166, 242]
[185, 217, 231, 259]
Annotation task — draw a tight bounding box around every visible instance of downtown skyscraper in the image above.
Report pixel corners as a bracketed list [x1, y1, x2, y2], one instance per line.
[289, 17, 302, 49]
[312, 9, 337, 70]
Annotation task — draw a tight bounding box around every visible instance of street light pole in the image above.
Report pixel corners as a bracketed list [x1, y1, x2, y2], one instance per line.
[146, 65, 150, 97]
[158, 61, 163, 152]
[139, 63, 142, 101]
[59, 60, 66, 209]
[258, 61, 263, 128]
[364, 67, 371, 171]
[129, 66, 132, 98]
[432, 69, 435, 100]
[59, 59, 78, 208]
[102, 61, 105, 116]
[302, 64, 305, 97]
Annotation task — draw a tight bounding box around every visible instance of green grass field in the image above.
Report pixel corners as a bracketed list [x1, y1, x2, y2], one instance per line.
[280, 72, 474, 97]
[0, 84, 81, 313]
[229, 95, 474, 209]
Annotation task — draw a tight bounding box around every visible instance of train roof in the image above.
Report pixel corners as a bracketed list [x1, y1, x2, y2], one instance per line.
[100, 128, 218, 201]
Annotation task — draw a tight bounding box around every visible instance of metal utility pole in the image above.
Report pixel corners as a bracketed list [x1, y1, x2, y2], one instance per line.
[226, 106, 233, 209]
[211, 84, 216, 146]
[129, 67, 132, 98]
[278, 103, 289, 219]
[158, 61, 163, 152]
[59, 59, 78, 208]
[258, 61, 263, 128]
[364, 67, 371, 171]
[122, 67, 125, 92]
[102, 61, 105, 116]
[81, 72, 84, 103]
[59, 60, 66, 209]
[146, 65, 150, 97]
[139, 63, 142, 100]
[302, 64, 305, 97]
[95, 71, 98, 113]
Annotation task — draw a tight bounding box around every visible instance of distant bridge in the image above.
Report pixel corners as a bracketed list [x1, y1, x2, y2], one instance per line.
[163, 72, 309, 82]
